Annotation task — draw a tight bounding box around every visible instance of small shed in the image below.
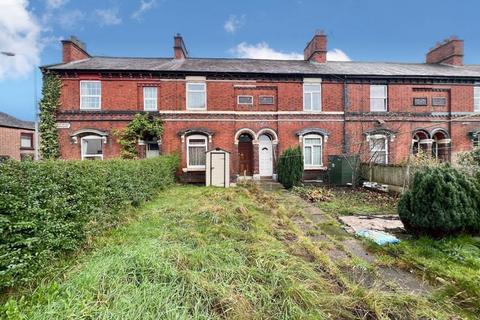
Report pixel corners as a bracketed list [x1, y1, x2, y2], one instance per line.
[206, 148, 230, 187]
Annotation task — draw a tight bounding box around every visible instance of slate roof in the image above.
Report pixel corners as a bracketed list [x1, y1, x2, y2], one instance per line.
[43, 56, 480, 78]
[0, 112, 34, 130]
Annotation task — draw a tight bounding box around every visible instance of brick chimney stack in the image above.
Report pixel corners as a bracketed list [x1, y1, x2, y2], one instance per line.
[304, 30, 327, 63]
[426, 36, 464, 66]
[174, 33, 188, 60]
[62, 36, 90, 63]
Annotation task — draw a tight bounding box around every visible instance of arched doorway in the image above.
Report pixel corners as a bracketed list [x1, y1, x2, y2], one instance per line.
[258, 134, 273, 177]
[238, 133, 254, 176]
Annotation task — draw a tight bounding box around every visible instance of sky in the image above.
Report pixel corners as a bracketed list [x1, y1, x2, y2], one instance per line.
[1, 0, 479, 121]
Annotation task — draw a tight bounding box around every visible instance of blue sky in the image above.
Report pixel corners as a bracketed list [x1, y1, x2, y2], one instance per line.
[1, 0, 479, 121]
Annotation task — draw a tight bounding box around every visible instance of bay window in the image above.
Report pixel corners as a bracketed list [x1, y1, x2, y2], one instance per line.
[303, 134, 323, 168]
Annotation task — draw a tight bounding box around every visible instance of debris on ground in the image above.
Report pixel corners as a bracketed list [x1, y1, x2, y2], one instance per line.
[339, 215, 404, 234]
[363, 181, 389, 192]
[356, 229, 400, 245]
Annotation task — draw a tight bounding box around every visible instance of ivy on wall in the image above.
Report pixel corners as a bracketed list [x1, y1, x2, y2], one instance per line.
[38, 72, 61, 160]
[115, 113, 164, 159]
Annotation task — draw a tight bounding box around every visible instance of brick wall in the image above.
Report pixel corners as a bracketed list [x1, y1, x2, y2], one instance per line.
[0, 126, 35, 160]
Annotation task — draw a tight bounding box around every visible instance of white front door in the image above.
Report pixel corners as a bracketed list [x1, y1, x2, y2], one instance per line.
[211, 152, 226, 186]
[259, 134, 273, 176]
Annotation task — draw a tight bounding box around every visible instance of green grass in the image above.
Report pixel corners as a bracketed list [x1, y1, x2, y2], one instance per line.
[315, 187, 398, 216]
[368, 235, 480, 313]
[0, 185, 473, 319]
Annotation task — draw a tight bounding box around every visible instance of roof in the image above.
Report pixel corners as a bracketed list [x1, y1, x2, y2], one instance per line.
[0, 112, 34, 130]
[44, 56, 480, 78]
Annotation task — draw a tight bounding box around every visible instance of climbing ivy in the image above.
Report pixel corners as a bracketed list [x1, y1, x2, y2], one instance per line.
[115, 113, 164, 159]
[38, 72, 61, 160]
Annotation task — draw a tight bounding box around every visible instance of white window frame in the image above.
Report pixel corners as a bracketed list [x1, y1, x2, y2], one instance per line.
[473, 133, 480, 148]
[143, 87, 158, 111]
[474, 86, 480, 112]
[303, 134, 323, 169]
[186, 82, 207, 110]
[80, 81, 101, 110]
[237, 95, 253, 105]
[259, 95, 275, 105]
[370, 84, 388, 112]
[20, 134, 33, 149]
[186, 134, 208, 169]
[81, 135, 104, 160]
[303, 80, 322, 112]
[368, 134, 388, 164]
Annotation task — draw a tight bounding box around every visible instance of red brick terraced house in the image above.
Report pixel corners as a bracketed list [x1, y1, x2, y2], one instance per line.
[41, 33, 480, 183]
[0, 112, 35, 161]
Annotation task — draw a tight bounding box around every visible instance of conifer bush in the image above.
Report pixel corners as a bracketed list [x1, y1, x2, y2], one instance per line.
[398, 166, 480, 236]
[0, 155, 178, 290]
[277, 147, 304, 189]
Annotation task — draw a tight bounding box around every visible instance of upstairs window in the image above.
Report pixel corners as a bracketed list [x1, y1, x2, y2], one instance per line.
[20, 133, 33, 149]
[237, 95, 253, 105]
[303, 83, 321, 111]
[475, 86, 480, 112]
[187, 83, 206, 110]
[143, 87, 158, 111]
[303, 134, 323, 168]
[187, 134, 207, 168]
[370, 85, 387, 112]
[80, 81, 101, 110]
[432, 97, 447, 106]
[81, 135, 103, 160]
[369, 135, 388, 164]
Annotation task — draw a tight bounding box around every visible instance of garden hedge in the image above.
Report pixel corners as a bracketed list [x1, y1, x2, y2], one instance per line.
[398, 166, 480, 236]
[277, 147, 304, 189]
[0, 155, 178, 290]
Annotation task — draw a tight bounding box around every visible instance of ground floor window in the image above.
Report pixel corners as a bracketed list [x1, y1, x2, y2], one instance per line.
[303, 134, 323, 168]
[187, 134, 207, 168]
[369, 135, 388, 164]
[473, 133, 480, 148]
[81, 135, 103, 160]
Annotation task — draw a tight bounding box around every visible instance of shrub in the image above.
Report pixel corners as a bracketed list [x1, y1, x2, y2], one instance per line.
[277, 147, 303, 189]
[0, 155, 178, 290]
[398, 166, 480, 236]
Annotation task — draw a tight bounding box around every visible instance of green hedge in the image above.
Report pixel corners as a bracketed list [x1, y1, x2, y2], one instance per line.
[0, 155, 178, 290]
[277, 147, 304, 189]
[398, 166, 480, 236]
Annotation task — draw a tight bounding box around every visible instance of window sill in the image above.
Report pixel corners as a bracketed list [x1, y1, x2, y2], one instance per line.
[20, 147, 34, 150]
[80, 108, 102, 111]
[186, 108, 207, 111]
[182, 167, 206, 172]
[304, 166, 326, 171]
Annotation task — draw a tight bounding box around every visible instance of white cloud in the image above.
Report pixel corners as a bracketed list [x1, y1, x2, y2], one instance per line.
[231, 42, 351, 61]
[131, 0, 157, 21]
[231, 42, 303, 60]
[224, 14, 245, 34]
[46, 0, 69, 9]
[57, 9, 85, 30]
[327, 48, 351, 61]
[95, 8, 122, 26]
[0, 0, 41, 79]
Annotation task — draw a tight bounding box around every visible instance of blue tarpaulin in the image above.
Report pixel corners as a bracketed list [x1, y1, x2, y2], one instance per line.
[356, 229, 400, 245]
